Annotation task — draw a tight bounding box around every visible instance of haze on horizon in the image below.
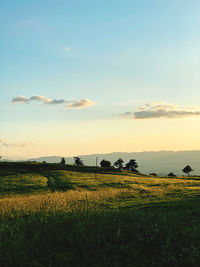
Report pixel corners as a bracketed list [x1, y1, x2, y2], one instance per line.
[0, 0, 200, 158]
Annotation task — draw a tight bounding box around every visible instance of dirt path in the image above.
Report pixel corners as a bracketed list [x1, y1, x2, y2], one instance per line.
[39, 171, 73, 192]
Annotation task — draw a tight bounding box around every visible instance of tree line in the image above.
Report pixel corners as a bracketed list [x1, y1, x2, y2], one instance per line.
[60, 157, 139, 172]
[0, 155, 194, 176]
[60, 157, 194, 176]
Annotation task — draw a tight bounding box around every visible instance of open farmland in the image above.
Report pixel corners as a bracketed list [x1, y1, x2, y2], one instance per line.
[0, 163, 200, 266]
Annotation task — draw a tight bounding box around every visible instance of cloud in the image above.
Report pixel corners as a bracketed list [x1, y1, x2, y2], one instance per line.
[44, 99, 66, 105]
[121, 112, 135, 119]
[65, 99, 96, 109]
[12, 95, 96, 109]
[65, 47, 70, 52]
[12, 95, 52, 104]
[122, 102, 200, 119]
[0, 139, 34, 148]
[12, 95, 30, 103]
[29, 95, 48, 102]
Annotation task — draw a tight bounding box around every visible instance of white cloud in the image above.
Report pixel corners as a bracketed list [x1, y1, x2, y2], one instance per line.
[12, 95, 96, 109]
[122, 102, 200, 119]
[65, 99, 96, 109]
[65, 47, 70, 52]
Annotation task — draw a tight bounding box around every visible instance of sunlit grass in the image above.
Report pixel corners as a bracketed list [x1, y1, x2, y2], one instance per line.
[1, 170, 200, 216]
[1, 167, 200, 266]
[0, 173, 48, 197]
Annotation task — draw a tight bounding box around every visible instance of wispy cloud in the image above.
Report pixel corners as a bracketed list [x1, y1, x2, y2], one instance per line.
[65, 47, 70, 52]
[12, 95, 30, 103]
[12, 95, 96, 109]
[0, 139, 34, 148]
[29, 95, 48, 102]
[121, 102, 200, 119]
[44, 99, 66, 105]
[65, 99, 96, 109]
[12, 95, 62, 104]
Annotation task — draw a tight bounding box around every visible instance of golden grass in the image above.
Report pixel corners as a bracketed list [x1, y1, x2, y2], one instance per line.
[1, 170, 200, 216]
[0, 188, 129, 215]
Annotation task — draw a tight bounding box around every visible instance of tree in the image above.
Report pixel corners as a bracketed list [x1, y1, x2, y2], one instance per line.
[100, 159, 111, 168]
[125, 159, 139, 172]
[60, 157, 65, 165]
[168, 172, 176, 177]
[149, 173, 157, 177]
[114, 158, 124, 170]
[74, 156, 84, 166]
[182, 165, 193, 176]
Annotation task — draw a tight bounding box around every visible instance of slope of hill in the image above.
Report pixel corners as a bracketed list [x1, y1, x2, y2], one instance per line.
[1, 163, 200, 266]
[28, 150, 200, 175]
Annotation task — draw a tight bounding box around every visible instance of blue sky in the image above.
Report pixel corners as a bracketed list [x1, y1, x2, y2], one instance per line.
[0, 0, 200, 158]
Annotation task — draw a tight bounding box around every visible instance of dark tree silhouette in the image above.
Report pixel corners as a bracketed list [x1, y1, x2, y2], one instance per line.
[100, 159, 111, 168]
[168, 172, 176, 177]
[125, 159, 138, 172]
[60, 157, 65, 165]
[182, 165, 193, 176]
[74, 156, 84, 166]
[149, 173, 157, 176]
[114, 158, 124, 170]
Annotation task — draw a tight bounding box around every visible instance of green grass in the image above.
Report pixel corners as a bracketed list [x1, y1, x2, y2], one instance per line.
[0, 173, 48, 197]
[1, 163, 200, 266]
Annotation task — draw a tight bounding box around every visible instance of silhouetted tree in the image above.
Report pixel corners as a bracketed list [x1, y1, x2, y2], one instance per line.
[168, 172, 176, 177]
[42, 161, 46, 164]
[60, 157, 65, 165]
[149, 173, 157, 176]
[182, 165, 193, 176]
[74, 156, 84, 166]
[114, 158, 124, 170]
[125, 159, 139, 172]
[100, 159, 111, 168]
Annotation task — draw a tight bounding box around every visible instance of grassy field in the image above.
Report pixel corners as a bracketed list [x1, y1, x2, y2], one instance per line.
[0, 163, 200, 266]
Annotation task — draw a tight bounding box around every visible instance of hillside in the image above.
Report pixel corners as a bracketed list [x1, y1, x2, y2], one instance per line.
[28, 150, 200, 175]
[1, 163, 200, 266]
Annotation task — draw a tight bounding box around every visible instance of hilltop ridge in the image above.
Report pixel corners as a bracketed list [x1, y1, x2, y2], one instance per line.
[25, 150, 200, 175]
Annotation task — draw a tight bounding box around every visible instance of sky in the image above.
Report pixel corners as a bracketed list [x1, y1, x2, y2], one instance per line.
[0, 0, 200, 159]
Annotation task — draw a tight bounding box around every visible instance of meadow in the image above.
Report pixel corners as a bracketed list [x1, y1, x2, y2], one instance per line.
[0, 162, 200, 266]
